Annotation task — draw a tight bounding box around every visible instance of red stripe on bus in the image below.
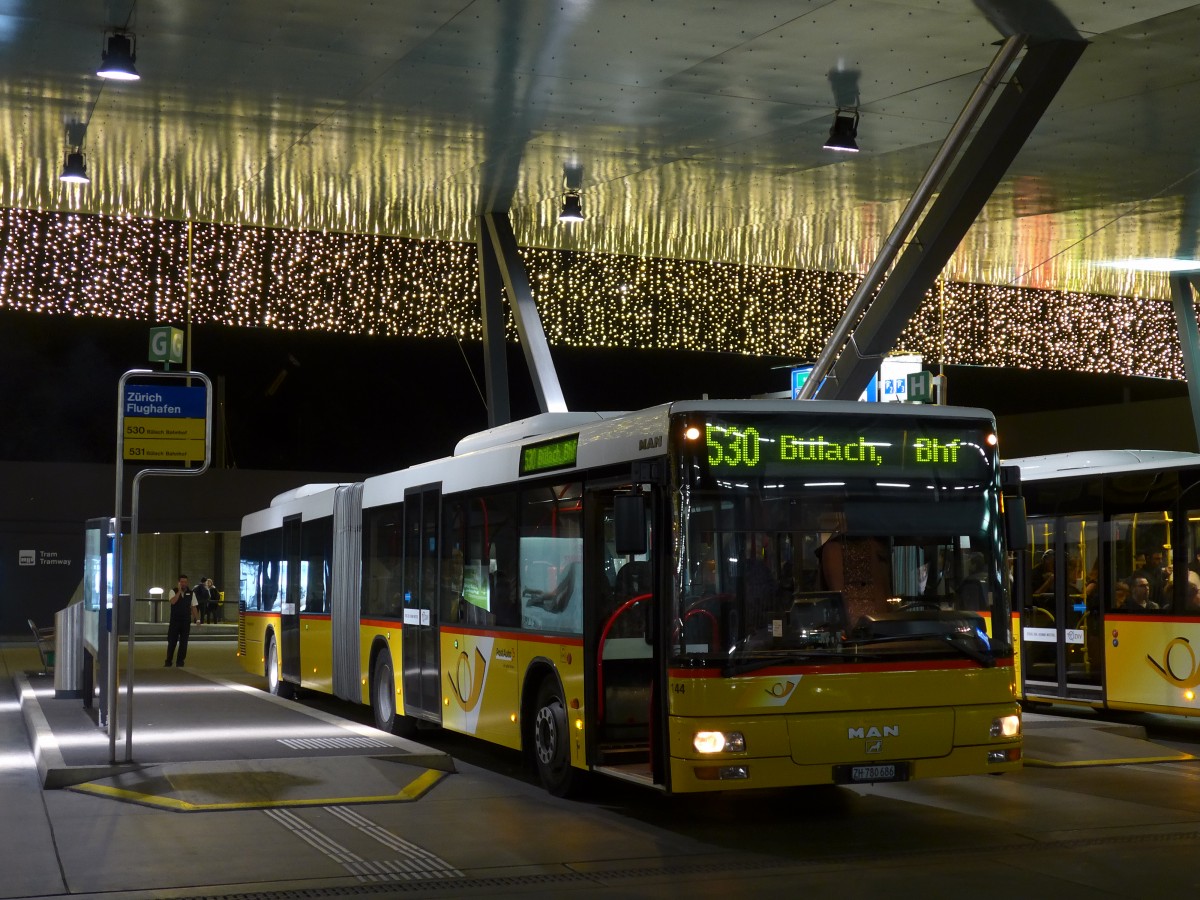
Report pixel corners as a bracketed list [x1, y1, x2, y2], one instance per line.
[442, 625, 584, 646]
[670, 657, 1014, 678]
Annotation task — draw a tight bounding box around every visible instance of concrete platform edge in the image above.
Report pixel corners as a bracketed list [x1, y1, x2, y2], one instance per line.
[15, 669, 456, 792]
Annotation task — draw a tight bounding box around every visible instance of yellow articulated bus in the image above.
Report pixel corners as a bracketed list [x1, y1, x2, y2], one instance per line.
[1008, 449, 1200, 716]
[238, 399, 1024, 796]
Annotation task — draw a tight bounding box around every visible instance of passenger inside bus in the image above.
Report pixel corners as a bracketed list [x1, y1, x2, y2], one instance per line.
[956, 553, 988, 610]
[1032, 550, 1056, 597]
[1111, 580, 1130, 610]
[816, 531, 890, 628]
[1128, 577, 1157, 611]
[1186, 580, 1200, 612]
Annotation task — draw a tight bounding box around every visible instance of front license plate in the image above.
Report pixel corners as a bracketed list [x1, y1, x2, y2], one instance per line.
[852, 764, 894, 782]
[834, 762, 910, 784]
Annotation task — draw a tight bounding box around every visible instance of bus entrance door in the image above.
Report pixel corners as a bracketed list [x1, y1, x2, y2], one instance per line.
[402, 484, 442, 724]
[588, 483, 664, 787]
[1022, 515, 1103, 703]
[280, 514, 302, 688]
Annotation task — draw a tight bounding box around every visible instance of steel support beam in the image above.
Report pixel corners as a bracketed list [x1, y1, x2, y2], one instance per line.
[480, 211, 568, 416]
[800, 34, 1025, 399]
[476, 216, 512, 428]
[814, 37, 1086, 400]
[1169, 273, 1200, 452]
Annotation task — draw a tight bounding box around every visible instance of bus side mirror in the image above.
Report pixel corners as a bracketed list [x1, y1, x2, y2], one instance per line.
[1005, 496, 1028, 551]
[614, 494, 647, 556]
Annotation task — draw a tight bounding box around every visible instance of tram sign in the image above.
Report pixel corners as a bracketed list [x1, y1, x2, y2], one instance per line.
[122, 383, 207, 462]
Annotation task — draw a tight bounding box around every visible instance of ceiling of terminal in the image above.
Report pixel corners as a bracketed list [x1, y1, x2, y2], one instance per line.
[6, 1, 1200, 302]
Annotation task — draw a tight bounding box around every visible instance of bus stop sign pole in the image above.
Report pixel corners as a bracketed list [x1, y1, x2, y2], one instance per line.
[112, 368, 212, 765]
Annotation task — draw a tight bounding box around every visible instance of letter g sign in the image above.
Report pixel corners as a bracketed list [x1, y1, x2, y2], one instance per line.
[148, 326, 184, 364]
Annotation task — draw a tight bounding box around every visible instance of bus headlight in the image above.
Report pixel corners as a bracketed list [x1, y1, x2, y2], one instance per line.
[990, 714, 1020, 738]
[693, 731, 745, 754]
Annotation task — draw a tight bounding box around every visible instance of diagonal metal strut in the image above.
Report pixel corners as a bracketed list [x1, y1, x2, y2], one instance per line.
[477, 211, 568, 425]
[806, 35, 1087, 401]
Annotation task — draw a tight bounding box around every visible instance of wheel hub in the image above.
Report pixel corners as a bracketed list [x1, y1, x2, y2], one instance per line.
[534, 705, 559, 765]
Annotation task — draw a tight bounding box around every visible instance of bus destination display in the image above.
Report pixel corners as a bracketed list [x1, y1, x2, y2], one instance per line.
[702, 418, 991, 478]
[519, 433, 579, 476]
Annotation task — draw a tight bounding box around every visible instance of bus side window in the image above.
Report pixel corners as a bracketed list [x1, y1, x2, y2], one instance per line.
[518, 482, 583, 634]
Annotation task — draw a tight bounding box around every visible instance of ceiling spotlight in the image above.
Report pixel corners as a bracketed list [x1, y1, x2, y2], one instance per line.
[559, 163, 585, 223]
[823, 109, 859, 153]
[60, 150, 90, 184]
[559, 191, 584, 223]
[97, 32, 140, 81]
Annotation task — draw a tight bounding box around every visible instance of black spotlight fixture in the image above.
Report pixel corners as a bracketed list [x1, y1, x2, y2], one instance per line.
[559, 163, 585, 223]
[60, 149, 90, 184]
[823, 109, 859, 153]
[97, 31, 140, 81]
[559, 191, 584, 222]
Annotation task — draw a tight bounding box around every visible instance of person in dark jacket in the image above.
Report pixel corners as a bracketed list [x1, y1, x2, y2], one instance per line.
[165, 574, 194, 667]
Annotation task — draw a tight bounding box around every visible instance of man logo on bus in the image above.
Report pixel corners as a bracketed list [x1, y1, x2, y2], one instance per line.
[1146, 637, 1200, 690]
[848, 725, 899, 740]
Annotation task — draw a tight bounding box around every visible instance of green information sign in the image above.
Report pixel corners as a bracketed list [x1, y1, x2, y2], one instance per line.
[148, 326, 184, 365]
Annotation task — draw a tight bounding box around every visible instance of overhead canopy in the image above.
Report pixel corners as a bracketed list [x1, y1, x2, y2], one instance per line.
[5, 1, 1200, 301]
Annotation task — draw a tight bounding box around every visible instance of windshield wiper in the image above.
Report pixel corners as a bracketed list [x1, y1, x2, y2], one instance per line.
[844, 631, 995, 667]
[721, 649, 854, 677]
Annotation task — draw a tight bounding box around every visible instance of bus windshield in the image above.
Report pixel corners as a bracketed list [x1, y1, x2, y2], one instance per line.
[674, 413, 1010, 670]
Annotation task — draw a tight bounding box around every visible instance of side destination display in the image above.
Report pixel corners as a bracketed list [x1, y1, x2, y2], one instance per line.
[122, 384, 207, 462]
[519, 433, 579, 476]
[701, 416, 993, 479]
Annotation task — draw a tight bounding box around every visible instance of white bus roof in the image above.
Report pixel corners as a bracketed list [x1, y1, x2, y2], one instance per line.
[1006, 449, 1200, 481]
[244, 399, 1003, 521]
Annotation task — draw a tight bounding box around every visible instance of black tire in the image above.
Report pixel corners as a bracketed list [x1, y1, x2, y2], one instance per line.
[265, 634, 294, 699]
[532, 676, 580, 797]
[372, 648, 417, 737]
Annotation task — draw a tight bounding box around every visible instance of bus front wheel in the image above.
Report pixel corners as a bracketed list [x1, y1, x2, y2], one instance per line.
[532, 677, 579, 797]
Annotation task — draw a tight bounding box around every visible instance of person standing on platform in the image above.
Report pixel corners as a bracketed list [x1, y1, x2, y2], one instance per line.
[202, 576, 221, 623]
[194, 576, 212, 626]
[165, 574, 194, 667]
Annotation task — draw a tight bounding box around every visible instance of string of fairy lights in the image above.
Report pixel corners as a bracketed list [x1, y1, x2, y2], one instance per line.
[0, 206, 1188, 380]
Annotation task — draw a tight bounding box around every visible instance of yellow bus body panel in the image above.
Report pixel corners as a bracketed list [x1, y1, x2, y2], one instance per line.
[1104, 616, 1200, 714]
[241, 611, 1020, 791]
[439, 628, 585, 759]
[238, 611, 279, 679]
[359, 621, 401, 707]
[298, 616, 334, 695]
[666, 665, 1020, 792]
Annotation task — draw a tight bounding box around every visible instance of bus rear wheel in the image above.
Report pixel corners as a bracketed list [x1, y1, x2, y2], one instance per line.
[532, 677, 579, 797]
[265, 634, 294, 699]
[372, 649, 416, 737]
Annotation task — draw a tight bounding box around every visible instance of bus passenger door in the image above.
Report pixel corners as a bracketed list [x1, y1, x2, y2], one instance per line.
[280, 514, 302, 687]
[1022, 515, 1102, 702]
[586, 480, 664, 787]
[402, 485, 442, 724]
